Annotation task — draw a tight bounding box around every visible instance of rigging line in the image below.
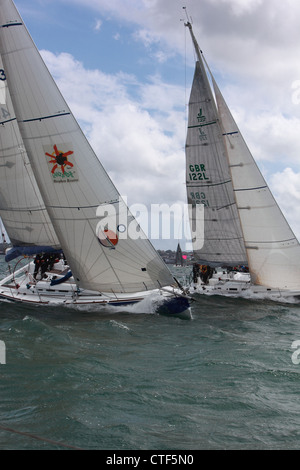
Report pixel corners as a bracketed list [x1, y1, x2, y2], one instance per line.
[0, 423, 84, 450]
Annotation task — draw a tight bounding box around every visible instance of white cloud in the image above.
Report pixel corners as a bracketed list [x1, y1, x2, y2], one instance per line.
[41, 50, 186, 210]
[209, 0, 264, 16]
[94, 19, 102, 31]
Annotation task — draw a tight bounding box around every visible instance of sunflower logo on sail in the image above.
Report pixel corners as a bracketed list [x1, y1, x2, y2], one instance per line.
[45, 144, 78, 182]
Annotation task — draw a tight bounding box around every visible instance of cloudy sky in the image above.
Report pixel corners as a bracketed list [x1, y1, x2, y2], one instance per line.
[10, 0, 300, 249]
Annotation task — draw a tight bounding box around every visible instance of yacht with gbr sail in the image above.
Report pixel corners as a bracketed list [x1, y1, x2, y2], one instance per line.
[185, 18, 300, 302]
[0, 0, 190, 314]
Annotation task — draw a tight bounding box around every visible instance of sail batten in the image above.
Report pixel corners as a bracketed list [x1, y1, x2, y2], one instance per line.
[235, 186, 268, 192]
[22, 112, 71, 123]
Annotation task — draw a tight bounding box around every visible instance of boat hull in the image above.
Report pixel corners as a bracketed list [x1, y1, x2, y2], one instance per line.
[193, 271, 300, 302]
[156, 295, 191, 316]
[0, 260, 191, 315]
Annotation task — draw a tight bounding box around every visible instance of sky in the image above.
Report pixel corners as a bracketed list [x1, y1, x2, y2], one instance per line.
[8, 0, 300, 250]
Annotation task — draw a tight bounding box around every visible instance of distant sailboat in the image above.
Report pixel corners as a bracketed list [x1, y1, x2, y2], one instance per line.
[175, 243, 184, 267]
[0, 0, 190, 314]
[185, 20, 300, 301]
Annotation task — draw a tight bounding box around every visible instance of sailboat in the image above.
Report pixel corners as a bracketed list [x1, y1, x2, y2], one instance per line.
[185, 19, 300, 302]
[0, 0, 190, 314]
[175, 243, 184, 267]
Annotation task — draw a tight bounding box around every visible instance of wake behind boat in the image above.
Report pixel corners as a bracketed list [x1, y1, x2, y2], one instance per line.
[0, 0, 190, 316]
[184, 18, 300, 303]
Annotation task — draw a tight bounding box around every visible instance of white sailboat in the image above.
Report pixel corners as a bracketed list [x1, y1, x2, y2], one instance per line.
[0, 0, 190, 315]
[185, 20, 300, 302]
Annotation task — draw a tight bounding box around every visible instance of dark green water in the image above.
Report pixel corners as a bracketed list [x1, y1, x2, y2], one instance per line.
[1, 264, 300, 450]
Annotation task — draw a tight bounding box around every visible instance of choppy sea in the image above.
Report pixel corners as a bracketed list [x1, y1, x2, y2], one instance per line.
[1, 261, 300, 451]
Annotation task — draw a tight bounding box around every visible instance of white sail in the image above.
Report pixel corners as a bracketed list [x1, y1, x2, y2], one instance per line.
[185, 23, 247, 267]
[0, 56, 59, 254]
[213, 78, 300, 290]
[0, 0, 174, 293]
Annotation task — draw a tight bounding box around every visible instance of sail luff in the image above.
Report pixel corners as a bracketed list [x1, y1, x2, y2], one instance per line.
[185, 22, 247, 267]
[0, 0, 174, 293]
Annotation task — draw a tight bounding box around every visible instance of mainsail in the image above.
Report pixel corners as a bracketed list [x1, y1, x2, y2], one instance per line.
[0, 0, 174, 293]
[186, 21, 300, 290]
[185, 22, 247, 267]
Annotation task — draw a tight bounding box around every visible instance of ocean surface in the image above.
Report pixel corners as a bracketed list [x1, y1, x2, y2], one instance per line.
[1, 261, 300, 451]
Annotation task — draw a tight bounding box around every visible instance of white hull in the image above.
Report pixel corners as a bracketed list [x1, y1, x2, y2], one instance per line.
[192, 271, 300, 303]
[0, 260, 191, 314]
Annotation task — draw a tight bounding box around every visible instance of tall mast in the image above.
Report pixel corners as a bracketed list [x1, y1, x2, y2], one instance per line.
[185, 21, 202, 64]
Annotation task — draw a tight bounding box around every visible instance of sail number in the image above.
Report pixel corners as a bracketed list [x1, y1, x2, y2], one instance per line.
[188, 164, 209, 181]
[0, 69, 6, 81]
[190, 191, 209, 207]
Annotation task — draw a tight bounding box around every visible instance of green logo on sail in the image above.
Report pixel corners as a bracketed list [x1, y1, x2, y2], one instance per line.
[197, 108, 206, 123]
